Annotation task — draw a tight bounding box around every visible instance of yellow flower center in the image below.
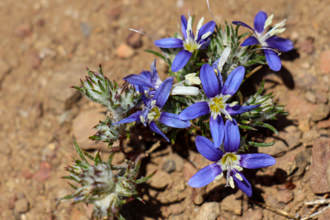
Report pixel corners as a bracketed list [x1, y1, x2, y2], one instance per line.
[183, 41, 200, 53]
[147, 106, 161, 121]
[209, 96, 225, 114]
[220, 153, 238, 166]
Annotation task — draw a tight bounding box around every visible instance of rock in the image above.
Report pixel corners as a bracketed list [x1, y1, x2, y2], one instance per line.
[318, 205, 330, 220]
[310, 104, 330, 122]
[298, 118, 311, 132]
[45, 64, 85, 113]
[304, 91, 317, 103]
[126, 32, 143, 49]
[317, 119, 330, 129]
[267, 147, 310, 181]
[116, 43, 134, 59]
[80, 22, 92, 38]
[302, 129, 319, 146]
[275, 189, 294, 204]
[168, 153, 184, 172]
[295, 73, 318, 90]
[33, 162, 51, 182]
[310, 137, 330, 194]
[167, 203, 185, 216]
[291, 149, 311, 180]
[195, 202, 220, 220]
[192, 188, 205, 205]
[183, 162, 197, 182]
[259, 140, 287, 157]
[14, 198, 30, 214]
[149, 170, 171, 188]
[285, 92, 318, 119]
[72, 109, 108, 150]
[297, 36, 315, 55]
[241, 209, 263, 220]
[162, 159, 176, 173]
[15, 23, 32, 38]
[320, 50, 330, 74]
[221, 194, 242, 215]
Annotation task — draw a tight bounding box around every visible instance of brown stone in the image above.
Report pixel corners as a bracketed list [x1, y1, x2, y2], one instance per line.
[221, 194, 242, 215]
[72, 109, 108, 150]
[319, 207, 330, 220]
[297, 36, 315, 55]
[195, 202, 220, 220]
[241, 209, 263, 220]
[15, 23, 32, 38]
[310, 104, 330, 122]
[149, 170, 171, 188]
[116, 43, 134, 59]
[275, 189, 294, 204]
[33, 162, 51, 182]
[310, 138, 330, 194]
[14, 198, 30, 214]
[183, 162, 197, 182]
[126, 32, 143, 49]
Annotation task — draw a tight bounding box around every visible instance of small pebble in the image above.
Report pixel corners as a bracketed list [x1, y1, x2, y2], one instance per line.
[162, 159, 176, 173]
[116, 43, 134, 59]
[14, 198, 30, 214]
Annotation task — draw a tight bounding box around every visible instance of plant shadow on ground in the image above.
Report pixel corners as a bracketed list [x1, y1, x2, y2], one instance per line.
[202, 166, 289, 205]
[121, 148, 184, 220]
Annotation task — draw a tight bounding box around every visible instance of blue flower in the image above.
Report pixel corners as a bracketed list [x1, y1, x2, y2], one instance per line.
[188, 120, 276, 196]
[155, 15, 216, 72]
[117, 62, 190, 142]
[233, 11, 293, 71]
[179, 64, 258, 148]
[124, 60, 162, 96]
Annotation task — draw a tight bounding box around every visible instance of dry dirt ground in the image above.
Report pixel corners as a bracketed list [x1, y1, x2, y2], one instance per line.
[0, 0, 329, 219]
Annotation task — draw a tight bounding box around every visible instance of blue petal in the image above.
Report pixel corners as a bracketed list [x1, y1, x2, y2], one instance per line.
[200, 63, 220, 98]
[197, 21, 216, 42]
[266, 36, 294, 52]
[188, 164, 222, 188]
[254, 11, 267, 33]
[154, 77, 173, 108]
[212, 59, 223, 87]
[179, 102, 210, 120]
[140, 70, 152, 80]
[232, 170, 252, 197]
[226, 105, 259, 116]
[221, 66, 245, 96]
[154, 38, 183, 48]
[171, 50, 192, 72]
[124, 74, 153, 88]
[159, 112, 190, 128]
[210, 116, 225, 148]
[181, 15, 187, 39]
[232, 21, 253, 31]
[224, 120, 240, 152]
[240, 153, 276, 169]
[241, 36, 259, 46]
[195, 136, 223, 161]
[199, 38, 211, 49]
[264, 49, 281, 71]
[149, 121, 169, 142]
[115, 111, 141, 124]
